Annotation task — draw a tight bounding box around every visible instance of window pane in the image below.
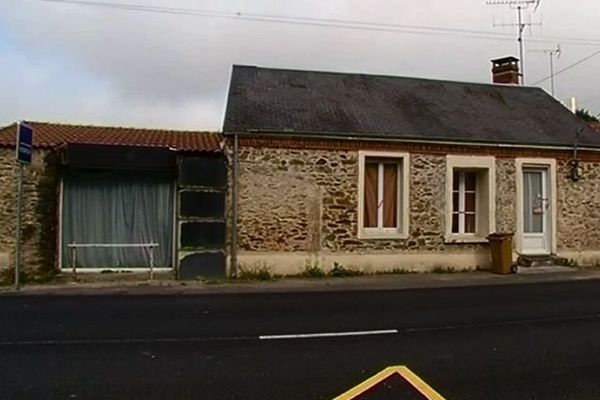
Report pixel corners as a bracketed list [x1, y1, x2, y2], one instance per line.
[465, 214, 476, 233]
[364, 162, 378, 228]
[452, 171, 459, 190]
[452, 192, 459, 212]
[465, 192, 476, 213]
[523, 171, 543, 233]
[452, 213, 459, 233]
[465, 172, 477, 191]
[383, 164, 398, 228]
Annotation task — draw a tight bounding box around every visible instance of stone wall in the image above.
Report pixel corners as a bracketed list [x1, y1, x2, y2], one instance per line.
[495, 158, 517, 233]
[236, 146, 494, 274]
[238, 147, 337, 253]
[0, 148, 59, 278]
[226, 132, 600, 273]
[238, 148, 454, 254]
[409, 154, 446, 251]
[556, 159, 600, 252]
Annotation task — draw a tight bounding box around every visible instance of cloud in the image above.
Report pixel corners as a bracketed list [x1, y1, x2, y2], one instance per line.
[1, 0, 599, 129]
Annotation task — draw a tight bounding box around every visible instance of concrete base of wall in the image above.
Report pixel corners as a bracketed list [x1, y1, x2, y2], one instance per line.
[237, 251, 492, 276]
[558, 250, 600, 267]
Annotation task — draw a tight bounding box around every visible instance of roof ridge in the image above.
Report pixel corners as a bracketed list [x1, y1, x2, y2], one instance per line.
[232, 64, 542, 92]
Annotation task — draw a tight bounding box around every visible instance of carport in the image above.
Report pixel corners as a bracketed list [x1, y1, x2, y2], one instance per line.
[0, 121, 226, 279]
[59, 144, 177, 273]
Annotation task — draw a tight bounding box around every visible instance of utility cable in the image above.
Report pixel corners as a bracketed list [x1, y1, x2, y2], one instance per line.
[29, 0, 600, 47]
[531, 49, 600, 85]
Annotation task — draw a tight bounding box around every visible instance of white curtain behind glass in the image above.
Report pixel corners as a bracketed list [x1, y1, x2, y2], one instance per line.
[62, 170, 174, 268]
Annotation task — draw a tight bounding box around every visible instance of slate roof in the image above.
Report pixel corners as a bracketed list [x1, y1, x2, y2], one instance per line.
[0, 122, 222, 152]
[224, 65, 600, 148]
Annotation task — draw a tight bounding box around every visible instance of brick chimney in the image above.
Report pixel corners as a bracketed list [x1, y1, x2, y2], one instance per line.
[491, 56, 520, 85]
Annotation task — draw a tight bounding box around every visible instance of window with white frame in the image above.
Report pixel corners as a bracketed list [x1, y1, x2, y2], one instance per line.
[452, 170, 477, 234]
[446, 156, 496, 241]
[359, 152, 408, 238]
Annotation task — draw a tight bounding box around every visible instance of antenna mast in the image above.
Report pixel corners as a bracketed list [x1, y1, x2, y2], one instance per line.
[529, 45, 561, 96]
[486, 0, 542, 84]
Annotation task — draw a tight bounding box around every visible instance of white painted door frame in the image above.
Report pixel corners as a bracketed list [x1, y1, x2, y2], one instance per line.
[515, 158, 557, 255]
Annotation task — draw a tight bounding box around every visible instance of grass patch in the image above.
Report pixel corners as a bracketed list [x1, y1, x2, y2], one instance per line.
[201, 278, 228, 285]
[377, 268, 418, 275]
[236, 263, 275, 281]
[328, 262, 364, 278]
[566, 258, 579, 268]
[300, 262, 327, 278]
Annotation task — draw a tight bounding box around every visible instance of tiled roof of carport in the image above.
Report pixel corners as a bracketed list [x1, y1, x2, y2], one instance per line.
[0, 121, 223, 152]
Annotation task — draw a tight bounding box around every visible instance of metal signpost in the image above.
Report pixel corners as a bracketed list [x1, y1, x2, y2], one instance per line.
[14, 121, 33, 290]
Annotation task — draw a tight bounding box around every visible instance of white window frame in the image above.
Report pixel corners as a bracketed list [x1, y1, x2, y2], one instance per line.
[358, 151, 409, 239]
[445, 155, 496, 243]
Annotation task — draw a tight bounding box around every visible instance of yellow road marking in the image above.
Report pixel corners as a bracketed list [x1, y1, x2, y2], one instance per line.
[333, 365, 446, 400]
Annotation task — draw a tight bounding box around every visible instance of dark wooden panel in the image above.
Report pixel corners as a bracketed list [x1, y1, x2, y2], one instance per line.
[180, 191, 225, 218]
[178, 157, 227, 188]
[180, 222, 226, 249]
[179, 252, 226, 279]
[64, 144, 176, 171]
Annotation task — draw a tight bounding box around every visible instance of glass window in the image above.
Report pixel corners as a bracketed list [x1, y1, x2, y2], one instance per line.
[363, 158, 402, 231]
[452, 170, 478, 234]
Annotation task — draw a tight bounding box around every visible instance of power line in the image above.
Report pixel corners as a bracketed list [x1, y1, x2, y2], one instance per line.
[29, 0, 525, 40]
[531, 49, 600, 85]
[30, 0, 600, 47]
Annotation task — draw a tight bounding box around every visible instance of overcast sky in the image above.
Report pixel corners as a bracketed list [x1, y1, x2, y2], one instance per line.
[2, 0, 600, 130]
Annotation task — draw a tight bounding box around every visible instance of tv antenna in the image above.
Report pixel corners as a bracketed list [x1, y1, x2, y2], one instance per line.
[487, 0, 542, 84]
[529, 44, 561, 96]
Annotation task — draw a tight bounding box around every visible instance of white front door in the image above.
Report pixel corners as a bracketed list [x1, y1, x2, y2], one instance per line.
[521, 168, 551, 254]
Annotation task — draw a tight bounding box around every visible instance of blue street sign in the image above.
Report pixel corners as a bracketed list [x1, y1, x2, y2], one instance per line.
[16, 122, 33, 164]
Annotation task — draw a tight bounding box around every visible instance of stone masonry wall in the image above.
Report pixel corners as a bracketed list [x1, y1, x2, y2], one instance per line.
[557, 159, 600, 251]
[237, 146, 492, 257]
[236, 141, 600, 271]
[496, 158, 517, 233]
[0, 148, 59, 277]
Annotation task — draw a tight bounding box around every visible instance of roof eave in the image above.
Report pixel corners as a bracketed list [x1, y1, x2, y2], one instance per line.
[223, 129, 600, 152]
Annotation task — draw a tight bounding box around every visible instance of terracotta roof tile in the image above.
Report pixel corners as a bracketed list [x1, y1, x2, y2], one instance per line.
[0, 121, 223, 152]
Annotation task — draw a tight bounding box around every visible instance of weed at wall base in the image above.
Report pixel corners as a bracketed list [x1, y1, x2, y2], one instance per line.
[300, 262, 327, 278]
[236, 263, 274, 281]
[329, 262, 364, 278]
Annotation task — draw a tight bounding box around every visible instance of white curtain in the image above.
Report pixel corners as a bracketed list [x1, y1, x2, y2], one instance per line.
[62, 170, 174, 268]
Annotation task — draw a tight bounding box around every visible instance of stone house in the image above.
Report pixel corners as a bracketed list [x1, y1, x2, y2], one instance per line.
[222, 58, 600, 275]
[0, 122, 226, 280]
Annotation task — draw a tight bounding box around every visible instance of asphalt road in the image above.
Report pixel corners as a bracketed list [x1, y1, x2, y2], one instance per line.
[2, 279, 600, 399]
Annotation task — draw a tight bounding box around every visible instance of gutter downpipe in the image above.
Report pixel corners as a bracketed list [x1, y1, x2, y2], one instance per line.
[231, 133, 239, 278]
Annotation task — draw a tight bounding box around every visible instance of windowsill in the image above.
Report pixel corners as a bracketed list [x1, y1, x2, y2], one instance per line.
[444, 234, 489, 244]
[358, 231, 409, 240]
